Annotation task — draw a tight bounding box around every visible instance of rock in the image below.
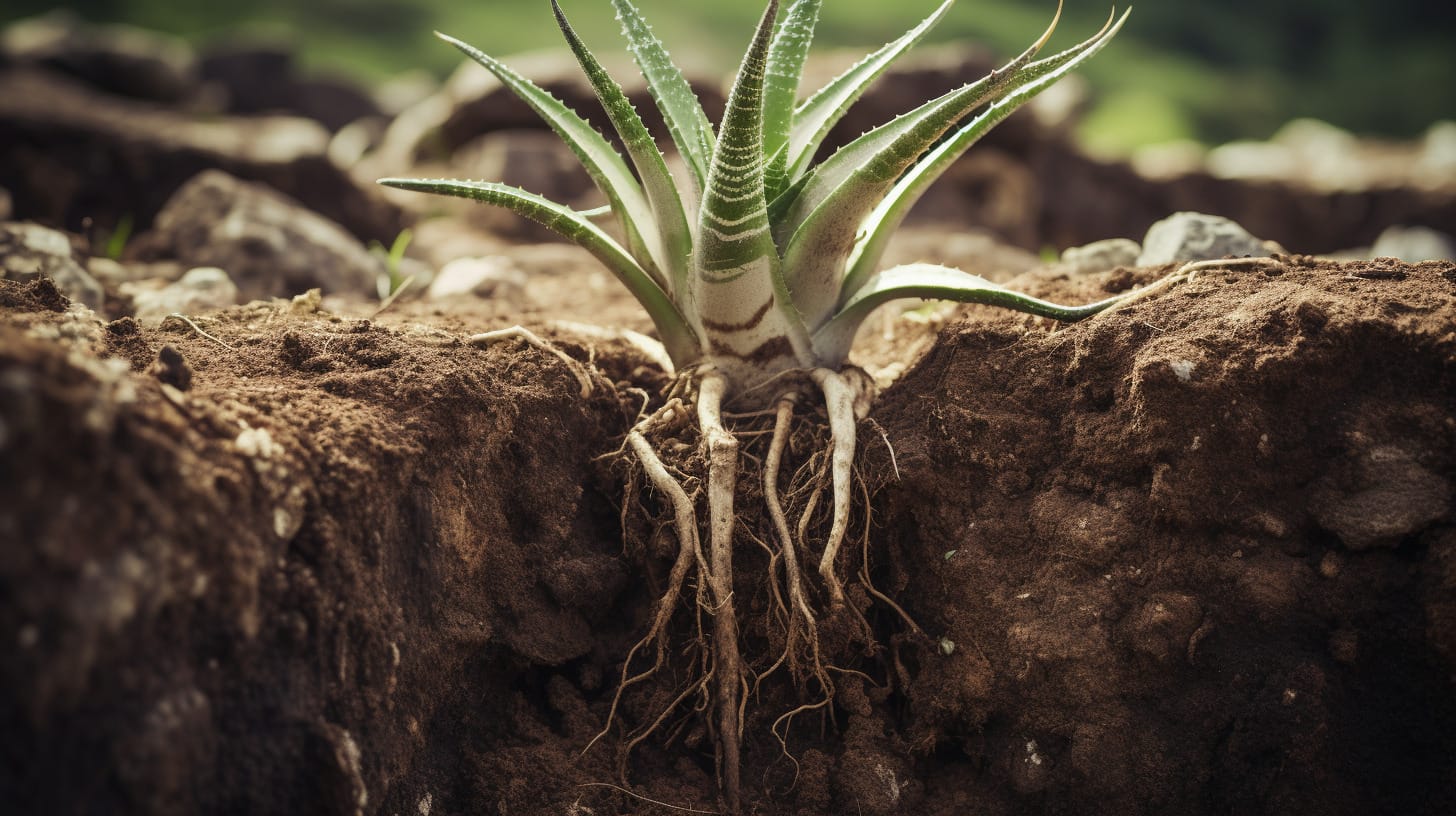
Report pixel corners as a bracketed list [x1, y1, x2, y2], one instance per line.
[0, 222, 103, 310]
[1130, 139, 1207, 181]
[457, 130, 595, 208]
[197, 44, 293, 114]
[1311, 445, 1452, 550]
[1270, 118, 1362, 190]
[289, 77, 381, 132]
[427, 257, 526, 301]
[1060, 238, 1142, 275]
[1419, 121, 1456, 180]
[451, 130, 597, 241]
[0, 11, 199, 104]
[1369, 225, 1456, 262]
[0, 68, 405, 244]
[198, 43, 380, 131]
[127, 267, 239, 325]
[139, 170, 382, 301]
[1137, 212, 1277, 266]
[87, 257, 188, 289]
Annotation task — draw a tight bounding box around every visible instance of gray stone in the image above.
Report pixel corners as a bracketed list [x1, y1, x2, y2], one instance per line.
[142, 170, 383, 301]
[128, 267, 239, 325]
[1369, 225, 1455, 262]
[1060, 238, 1142, 275]
[1137, 212, 1276, 266]
[427, 256, 526, 301]
[0, 221, 103, 310]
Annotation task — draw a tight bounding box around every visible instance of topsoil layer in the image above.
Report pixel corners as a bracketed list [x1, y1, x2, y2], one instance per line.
[2, 254, 1455, 816]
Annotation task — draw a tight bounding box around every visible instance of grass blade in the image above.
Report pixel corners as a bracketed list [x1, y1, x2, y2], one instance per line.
[552, 0, 693, 298]
[435, 31, 666, 286]
[611, 0, 716, 195]
[378, 177, 700, 366]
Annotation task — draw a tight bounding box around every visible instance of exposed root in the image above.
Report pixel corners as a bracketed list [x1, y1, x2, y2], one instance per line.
[576, 782, 719, 814]
[598, 363, 910, 812]
[162, 313, 236, 351]
[468, 325, 594, 397]
[764, 395, 823, 679]
[585, 401, 704, 760]
[807, 367, 874, 610]
[696, 371, 745, 813]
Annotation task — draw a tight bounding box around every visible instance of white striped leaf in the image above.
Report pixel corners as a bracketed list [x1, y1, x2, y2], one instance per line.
[762, 0, 823, 200]
[610, 0, 716, 196]
[435, 31, 667, 287]
[778, 6, 1073, 330]
[378, 177, 701, 365]
[693, 0, 815, 371]
[812, 262, 1127, 365]
[552, 0, 693, 299]
[780, 0, 954, 189]
[841, 7, 1125, 300]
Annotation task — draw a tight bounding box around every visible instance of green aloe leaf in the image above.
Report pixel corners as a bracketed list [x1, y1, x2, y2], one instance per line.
[778, 6, 1071, 330]
[551, 0, 693, 299]
[434, 31, 666, 286]
[842, 7, 1125, 299]
[378, 177, 700, 365]
[812, 262, 1125, 365]
[762, 0, 823, 200]
[611, 0, 716, 196]
[694, 0, 815, 368]
[779, 0, 954, 189]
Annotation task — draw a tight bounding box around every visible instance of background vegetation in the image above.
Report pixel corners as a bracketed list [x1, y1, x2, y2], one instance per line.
[4, 0, 1453, 154]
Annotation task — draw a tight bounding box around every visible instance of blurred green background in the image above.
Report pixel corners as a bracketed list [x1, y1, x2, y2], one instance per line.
[3, 0, 1452, 154]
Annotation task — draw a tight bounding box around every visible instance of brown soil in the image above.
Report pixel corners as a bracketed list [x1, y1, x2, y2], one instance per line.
[3, 253, 1455, 816]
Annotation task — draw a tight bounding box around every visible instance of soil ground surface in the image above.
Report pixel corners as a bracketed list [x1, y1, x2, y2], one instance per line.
[4, 252, 1455, 816]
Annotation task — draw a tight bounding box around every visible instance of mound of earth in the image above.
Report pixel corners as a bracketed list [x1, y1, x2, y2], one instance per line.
[3, 251, 1453, 815]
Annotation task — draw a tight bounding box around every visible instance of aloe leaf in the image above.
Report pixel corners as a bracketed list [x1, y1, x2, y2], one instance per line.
[812, 262, 1125, 365]
[378, 177, 700, 365]
[694, 0, 815, 369]
[551, 0, 693, 298]
[780, 3, 1066, 242]
[434, 31, 666, 287]
[782, 5, 1114, 330]
[611, 0, 716, 196]
[762, 0, 823, 200]
[843, 6, 1124, 299]
[783, 0, 954, 187]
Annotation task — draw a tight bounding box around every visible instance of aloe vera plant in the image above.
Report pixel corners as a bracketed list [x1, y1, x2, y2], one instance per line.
[381, 1, 1146, 808]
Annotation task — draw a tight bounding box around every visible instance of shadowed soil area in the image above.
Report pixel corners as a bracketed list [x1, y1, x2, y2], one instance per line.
[3, 254, 1453, 815]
